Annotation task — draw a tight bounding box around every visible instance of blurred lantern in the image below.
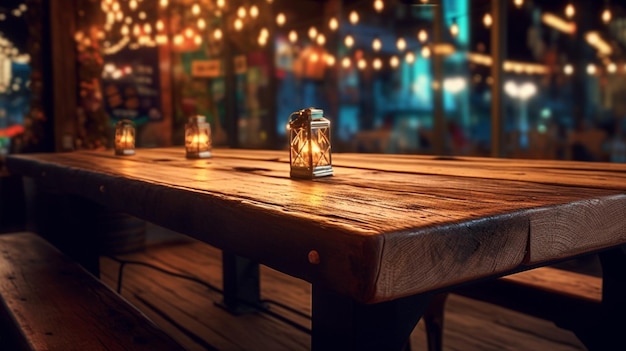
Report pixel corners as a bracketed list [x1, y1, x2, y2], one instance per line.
[287, 108, 333, 179]
[114, 119, 135, 156]
[185, 115, 212, 159]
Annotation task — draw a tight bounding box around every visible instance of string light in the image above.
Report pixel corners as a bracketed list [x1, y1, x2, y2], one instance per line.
[237, 6, 246, 18]
[217, 0, 225, 8]
[342, 57, 351, 68]
[326, 55, 335, 66]
[373, 58, 382, 70]
[276, 13, 286, 26]
[192, 4, 200, 16]
[450, 19, 459, 37]
[602, 8, 611, 24]
[308, 27, 318, 40]
[344, 34, 354, 48]
[483, 13, 492, 28]
[160, 0, 168, 7]
[390, 56, 399, 68]
[372, 37, 382, 51]
[514, 0, 523, 8]
[565, 3, 575, 19]
[288, 30, 298, 43]
[156, 20, 164, 31]
[250, 5, 259, 18]
[234, 18, 243, 31]
[586, 63, 596, 75]
[357, 58, 366, 70]
[349, 11, 359, 25]
[405, 52, 416, 64]
[197, 18, 206, 30]
[214, 28, 223, 40]
[607, 62, 617, 74]
[374, 0, 384, 12]
[329, 17, 339, 31]
[418, 29, 428, 43]
[396, 37, 406, 51]
[421, 46, 431, 58]
[316, 34, 326, 46]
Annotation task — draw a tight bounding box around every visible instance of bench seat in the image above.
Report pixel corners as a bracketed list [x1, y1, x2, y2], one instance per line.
[0, 232, 185, 351]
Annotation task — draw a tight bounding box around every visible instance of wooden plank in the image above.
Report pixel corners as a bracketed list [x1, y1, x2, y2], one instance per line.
[0, 232, 184, 350]
[6, 150, 626, 302]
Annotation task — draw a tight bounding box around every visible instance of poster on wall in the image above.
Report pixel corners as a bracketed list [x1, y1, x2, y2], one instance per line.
[101, 46, 162, 125]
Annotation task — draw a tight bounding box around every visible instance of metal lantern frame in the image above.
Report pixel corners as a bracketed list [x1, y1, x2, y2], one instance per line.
[288, 107, 333, 179]
[185, 115, 212, 159]
[114, 119, 136, 156]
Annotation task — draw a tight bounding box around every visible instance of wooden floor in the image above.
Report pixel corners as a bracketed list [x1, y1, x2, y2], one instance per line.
[100, 237, 587, 351]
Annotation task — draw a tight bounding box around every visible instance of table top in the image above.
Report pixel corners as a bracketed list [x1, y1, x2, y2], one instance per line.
[7, 148, 626, 303]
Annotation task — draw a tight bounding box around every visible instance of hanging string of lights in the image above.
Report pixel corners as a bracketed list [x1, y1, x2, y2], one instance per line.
[70, 0, 626, 76]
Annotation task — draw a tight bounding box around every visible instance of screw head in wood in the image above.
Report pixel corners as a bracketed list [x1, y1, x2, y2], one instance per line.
[308, 250, 320, 265]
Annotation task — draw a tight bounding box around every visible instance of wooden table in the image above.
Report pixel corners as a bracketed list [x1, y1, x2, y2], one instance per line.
[7, 148, 626, 350]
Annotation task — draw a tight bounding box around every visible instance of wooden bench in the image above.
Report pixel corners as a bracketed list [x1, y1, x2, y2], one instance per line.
[423, 266, 602, 351]
[0, 232, 185, 350]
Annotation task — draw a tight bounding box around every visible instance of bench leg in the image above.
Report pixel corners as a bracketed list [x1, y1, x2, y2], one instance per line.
[423, 293, 449, 351]
[219, 252, 266, 315]
[311, 285, 432, 351]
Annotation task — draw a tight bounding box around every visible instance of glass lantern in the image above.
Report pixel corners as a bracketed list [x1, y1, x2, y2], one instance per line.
[114, 119, 135, 156]
[288, 107, 333, 179]
[185, 115, 212, 159]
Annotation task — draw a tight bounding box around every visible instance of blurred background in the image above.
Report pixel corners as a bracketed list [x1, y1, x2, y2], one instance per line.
[1, 0, 626, 162]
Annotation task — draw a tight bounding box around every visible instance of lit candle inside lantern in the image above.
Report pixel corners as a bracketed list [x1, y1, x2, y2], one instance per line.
[114, 119, 135, 156]
[288, 108, 333, 179]
[185, 115, 212, 159]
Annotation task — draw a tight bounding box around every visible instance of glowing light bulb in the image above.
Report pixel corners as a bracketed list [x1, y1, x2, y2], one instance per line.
[372, 38, 381, 51]
[185, 28, 194, 38]
[586, 63, 596, 75]
[602, 9, 611, 24]
[326, 55, 336, 66]
[237, 6, 246, 18]
[234, 18, 243, 31]
[192, 4, 200, 15]
[564, 64, 574, 75]
[129, 0, 137, 10]
[608, 62, 617, 74]
[250, 5, 259, 18]
[483, 13, 492, 28]
[174, 35, 183, 45]
[217, 0, 225, 8]
[373, 58, 382, 70]
[160, 0, 168, 7]
[349, 11, 359, 25]
[329, 17, 338, 31]
[194, 35, 202, 45]
[396, 37, 406, 51]
[316, 34, 326, 46]
[373, 0, 384, 12]
[214, 28, 223, 40]
[405, 52, 415, 64]
[418, 29, 428, 43]
[342, 57, 351, 68]
[308, 27, 318, 40]
[121, 25, 129, 36]
[288, 30, 297, 43]
[156, 20, 164, 31]
[344, 34, 354, 48]
[421, 46, 431, 58]
[514, 0, 523, 8]
[390, 55, 399, 68]
[357, 58, 366, 70]
[450, 22, 459, 37]
[565, 3, 575, 19]
[197, 18, 206, 29]
[276, 13, 286, 26]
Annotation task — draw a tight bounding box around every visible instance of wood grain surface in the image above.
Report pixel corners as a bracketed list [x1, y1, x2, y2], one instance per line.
[0, 232, 184, 350]
[6, 148, 626, 302]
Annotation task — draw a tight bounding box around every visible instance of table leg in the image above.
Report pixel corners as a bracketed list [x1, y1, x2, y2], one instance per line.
[570, 247, 626, 350]
[311, 285, 432, 351]
[219, 252, 266, 315]
[33, 188, 101, 277]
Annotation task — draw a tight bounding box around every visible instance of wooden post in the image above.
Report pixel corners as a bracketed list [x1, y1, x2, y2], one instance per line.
[219, 252, 265, 315]
[432, 1, 446, 156]
[490, 0, 506, 158]
[49, 0, 78, 152]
